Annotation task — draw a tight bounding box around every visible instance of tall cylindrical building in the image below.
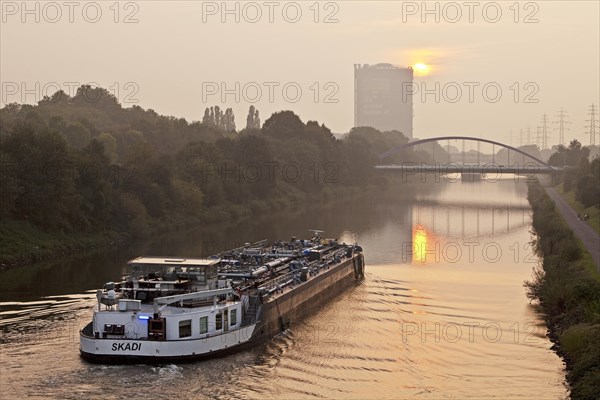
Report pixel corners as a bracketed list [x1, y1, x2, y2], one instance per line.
[354, 63, 414, 138]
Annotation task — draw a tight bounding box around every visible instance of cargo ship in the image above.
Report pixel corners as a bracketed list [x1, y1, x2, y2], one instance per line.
[80, 232, 365, 363]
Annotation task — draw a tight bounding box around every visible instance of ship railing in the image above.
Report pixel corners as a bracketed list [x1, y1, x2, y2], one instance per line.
[153, 288, 234, 314]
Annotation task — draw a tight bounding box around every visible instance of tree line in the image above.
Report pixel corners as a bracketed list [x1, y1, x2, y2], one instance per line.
[548, 140, 600, 208]
[0, 86, 420, 238]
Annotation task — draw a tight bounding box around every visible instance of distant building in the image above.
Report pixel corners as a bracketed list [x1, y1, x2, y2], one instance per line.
[354, 63, 413, 138]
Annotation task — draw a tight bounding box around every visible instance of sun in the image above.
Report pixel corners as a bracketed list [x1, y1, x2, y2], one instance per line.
[413, 63, 431, 76]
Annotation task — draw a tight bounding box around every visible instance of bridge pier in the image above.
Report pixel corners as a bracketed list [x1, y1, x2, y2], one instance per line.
[461, 172, 482, 182]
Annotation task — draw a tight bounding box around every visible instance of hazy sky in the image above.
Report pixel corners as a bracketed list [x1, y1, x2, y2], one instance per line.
[2, 1, 599, 148]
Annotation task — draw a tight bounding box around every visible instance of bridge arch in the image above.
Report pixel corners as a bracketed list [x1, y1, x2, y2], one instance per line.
[378, 136, 551, 168]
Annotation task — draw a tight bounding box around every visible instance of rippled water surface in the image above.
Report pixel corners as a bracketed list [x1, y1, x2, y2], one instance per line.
[0, 180, 567, 399]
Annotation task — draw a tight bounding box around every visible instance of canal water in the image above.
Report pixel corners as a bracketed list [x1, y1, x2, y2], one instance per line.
[0, 178, 567, 399]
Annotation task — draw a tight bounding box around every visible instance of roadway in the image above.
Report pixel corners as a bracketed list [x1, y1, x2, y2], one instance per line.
[545, 187, 600, 271]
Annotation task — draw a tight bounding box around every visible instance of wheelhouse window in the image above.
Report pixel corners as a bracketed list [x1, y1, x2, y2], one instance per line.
[230, 309, 237, 326]
[199, 316, 208, 334]
[207, 264, 218, 280]
[197, 270, 206, 282]
[179, 319, 192, 338]
[215, 313, 222, 330]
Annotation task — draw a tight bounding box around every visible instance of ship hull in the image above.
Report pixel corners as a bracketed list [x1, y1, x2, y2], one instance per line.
[80, 324, 258, 364]
[80, 254, 363, 363]
[250, 255, 360, 341]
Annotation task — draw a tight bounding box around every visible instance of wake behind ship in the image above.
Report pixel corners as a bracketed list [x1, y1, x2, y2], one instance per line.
[80, 232, 365, 363]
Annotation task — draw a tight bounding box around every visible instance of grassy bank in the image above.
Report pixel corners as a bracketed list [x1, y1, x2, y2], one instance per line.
[0, 220, 120, 270]
[555, 183, 600, 235]
[525, 181, 600, 400]
[0, 182, 369, 270]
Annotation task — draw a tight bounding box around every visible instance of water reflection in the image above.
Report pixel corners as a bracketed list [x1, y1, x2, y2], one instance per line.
[412, 224, 430, 264]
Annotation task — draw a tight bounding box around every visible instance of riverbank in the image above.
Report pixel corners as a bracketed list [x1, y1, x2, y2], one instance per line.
[525, 181, 600, 400]
[0, 220, 120, 271]
[0, 178, 394, 270]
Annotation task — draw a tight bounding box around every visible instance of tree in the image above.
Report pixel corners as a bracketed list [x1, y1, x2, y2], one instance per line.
[246, 106, 261, 130]
[38, 89, 70, 105]
[262, 110, 304, 140]
[48, 115, 67, 133]
[573, 155, 599, 208]
[97, 132, 118, 163]
[347, 127, 413, 164]
[576, 174, 599, 208]
[224, 108, 236, 132]
[72, 85, 120, 111]
[2, 124, 80, 229]
[202, 108, 212, 125]
[214, 106, 222, 129]
[24, 110, 47, 132]
[591, 157, 600, 182]
[62, 121, 91, 149]
[254, 109, 260, 129]
[172, 178, 204, 217]
[75, 139, 113, 229]
[340, 134, 373, 185]
[592, 158, 600, 208]
[548, 140, 590, 167]
[0, 150, 21, 217]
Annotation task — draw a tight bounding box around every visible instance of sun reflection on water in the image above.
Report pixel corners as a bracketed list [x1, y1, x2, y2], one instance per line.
[413, 224, 431, 264]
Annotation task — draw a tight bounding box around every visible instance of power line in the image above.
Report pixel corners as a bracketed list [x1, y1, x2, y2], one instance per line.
[541, 113, 550, 149]
[585, 104, 599, 147]
[518, 128, 524, 147]
[536, 126, 543, 149]
[553, 107, 570, 147]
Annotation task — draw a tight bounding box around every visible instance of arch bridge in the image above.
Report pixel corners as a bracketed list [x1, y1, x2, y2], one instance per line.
[376, 136, 562, 175]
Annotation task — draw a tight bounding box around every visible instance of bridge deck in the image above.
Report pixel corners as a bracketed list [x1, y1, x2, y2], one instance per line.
[375, 164, 562, 175]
